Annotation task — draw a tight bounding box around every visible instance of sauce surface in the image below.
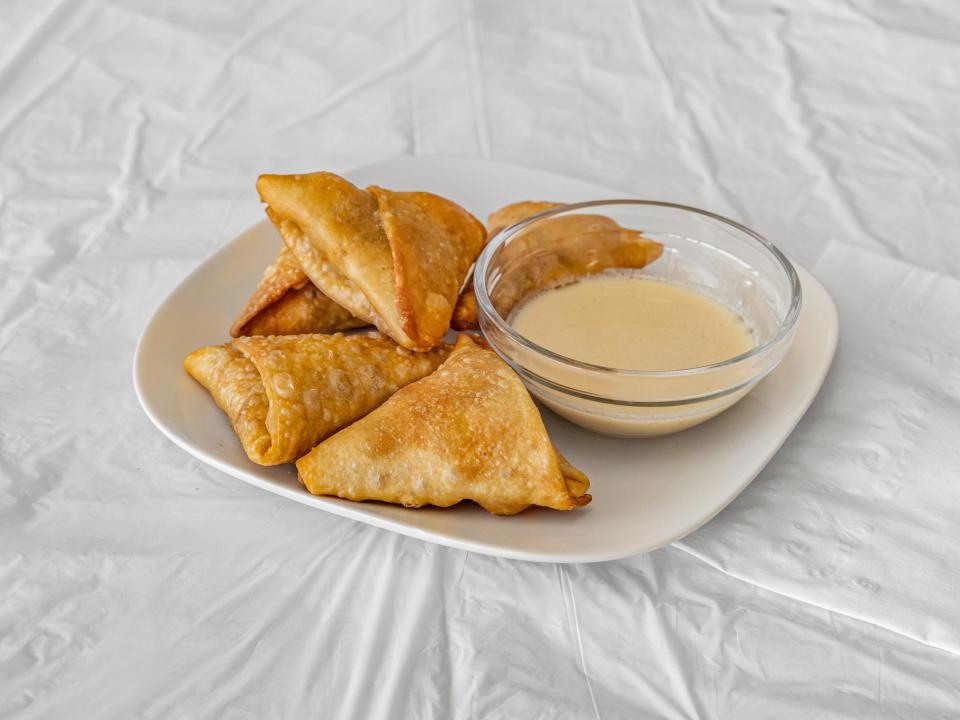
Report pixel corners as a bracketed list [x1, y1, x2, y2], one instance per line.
[510, 274, 754, 371]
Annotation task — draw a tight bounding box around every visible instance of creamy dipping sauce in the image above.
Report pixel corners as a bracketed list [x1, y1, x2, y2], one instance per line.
[506, 273, 758, 437]
[511, 274, 754, 371]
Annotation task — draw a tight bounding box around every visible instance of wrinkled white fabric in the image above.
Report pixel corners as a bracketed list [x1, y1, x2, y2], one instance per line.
[2, 0, 960, 718]
[679, 243, 960, 655]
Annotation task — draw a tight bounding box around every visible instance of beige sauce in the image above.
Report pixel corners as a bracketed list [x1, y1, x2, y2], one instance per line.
[511, 275, 754, 371]
[507, 274, 757, 437]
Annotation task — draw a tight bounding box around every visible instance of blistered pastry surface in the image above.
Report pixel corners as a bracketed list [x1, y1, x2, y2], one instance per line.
[296, 335, 590, 514]
[186, 334, 448, 465]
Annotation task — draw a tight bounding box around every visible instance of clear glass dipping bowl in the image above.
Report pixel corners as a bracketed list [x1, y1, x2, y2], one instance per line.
[474, 200, 803, 437]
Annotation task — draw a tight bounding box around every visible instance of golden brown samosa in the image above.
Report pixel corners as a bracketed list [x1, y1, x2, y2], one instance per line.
[185, 333, 449, 466]
[256, 172, 486, 351]
[451, 202, 560, 330]
[296, 335, 591, 515]
[231, 246, 365, 337]
[487, 200, 562, 236]
[451, 200, 663, 330]
[450, 286, 478, 332]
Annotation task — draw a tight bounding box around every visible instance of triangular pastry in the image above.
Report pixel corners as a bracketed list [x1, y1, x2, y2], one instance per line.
[452, 202, 560, 330]
[451, 200, 663, 329]
[295, 335, 591, 515]
[487, 200, 562, 235]
[257, 172, 486, 351]
[231, 246, 365, 337]
[185, 333, 449, 465]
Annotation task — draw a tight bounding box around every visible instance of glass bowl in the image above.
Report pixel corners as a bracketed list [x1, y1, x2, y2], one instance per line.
[474, 200, 802, 437]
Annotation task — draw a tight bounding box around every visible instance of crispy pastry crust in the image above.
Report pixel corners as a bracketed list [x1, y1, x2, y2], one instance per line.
[451, 200, 663, 329]
[184, 334, 449, 465]
[231, 246, 364, 337]
[256, 172, 486, 351]
[296, 335, 591, 515]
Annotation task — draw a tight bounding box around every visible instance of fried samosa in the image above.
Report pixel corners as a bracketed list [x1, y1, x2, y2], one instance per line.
[256, 172, 486, 351]
[451, 200, 663, 330]
[487, 200, 562, 236]
[296, 335, 591, 515]
[231, 246, 365, 337]
[185, 333, 449, 466]
[451, 202, 560, 330]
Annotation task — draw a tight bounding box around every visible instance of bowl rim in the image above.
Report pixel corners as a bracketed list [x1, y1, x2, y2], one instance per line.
[473, 198, 803, 379]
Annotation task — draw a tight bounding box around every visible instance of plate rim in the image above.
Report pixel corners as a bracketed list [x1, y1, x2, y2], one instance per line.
[133, 155, 839, 563]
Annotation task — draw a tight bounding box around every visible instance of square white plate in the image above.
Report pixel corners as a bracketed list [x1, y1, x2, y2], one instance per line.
[134, 156, 838, 563]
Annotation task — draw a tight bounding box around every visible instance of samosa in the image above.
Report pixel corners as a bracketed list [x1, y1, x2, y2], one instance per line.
[185, 333, 448, 465]
[231, 246, 365, 337]
[257, 172, 486, 351]
[451, 200, 663, 330]
[296, 335, 591, 515]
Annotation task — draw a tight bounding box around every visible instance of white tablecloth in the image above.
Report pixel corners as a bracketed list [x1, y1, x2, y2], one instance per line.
[3, 1, 960, 717]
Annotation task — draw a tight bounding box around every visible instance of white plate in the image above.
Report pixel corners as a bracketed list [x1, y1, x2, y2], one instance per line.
[134, 156, 838, 563]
